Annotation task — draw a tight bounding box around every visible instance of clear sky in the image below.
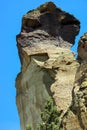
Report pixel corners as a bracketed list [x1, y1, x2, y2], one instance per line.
[0, 0, 87, 130]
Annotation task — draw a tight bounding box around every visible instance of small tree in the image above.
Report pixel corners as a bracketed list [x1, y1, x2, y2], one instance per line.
[26, 125, 32, 130]
[26, 97, 61, 130]
[38, 97, 60, 130]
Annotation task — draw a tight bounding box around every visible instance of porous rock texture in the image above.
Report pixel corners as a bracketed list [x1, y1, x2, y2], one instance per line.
[62, 33, 87, 130]
[15, 2, 86, 130]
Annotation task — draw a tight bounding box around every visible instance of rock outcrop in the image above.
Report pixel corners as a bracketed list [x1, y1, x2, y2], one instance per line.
[61, 33, 87, 130]
[15, 2, 87, 130]
[78, 33, 87, 60]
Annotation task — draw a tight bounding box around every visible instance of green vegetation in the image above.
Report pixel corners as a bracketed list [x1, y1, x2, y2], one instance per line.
[26, 125, 32, 130]
[26, 97, 61, 130]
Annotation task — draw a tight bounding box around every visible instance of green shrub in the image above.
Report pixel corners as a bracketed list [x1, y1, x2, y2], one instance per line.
[38, 97, 60, 130]
[26, 125, 32, 130]
[26, 97, 61, 130]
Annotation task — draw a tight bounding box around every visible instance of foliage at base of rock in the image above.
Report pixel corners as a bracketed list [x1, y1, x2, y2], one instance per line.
[26, 97, 62, 130]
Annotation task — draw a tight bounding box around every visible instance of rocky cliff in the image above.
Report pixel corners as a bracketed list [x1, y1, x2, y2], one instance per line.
[62, 33, 87, 130]
[15, 2, 87, 130]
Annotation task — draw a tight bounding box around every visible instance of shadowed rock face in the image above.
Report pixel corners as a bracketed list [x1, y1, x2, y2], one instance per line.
[16, 2, 80, 65]
[15, 2, 83, 130]
[21, 9, 80, 43]
[17, 2, 80, 48]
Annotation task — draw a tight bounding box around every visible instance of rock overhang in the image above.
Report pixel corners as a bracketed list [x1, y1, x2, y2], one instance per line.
[19, 2, 80, 45]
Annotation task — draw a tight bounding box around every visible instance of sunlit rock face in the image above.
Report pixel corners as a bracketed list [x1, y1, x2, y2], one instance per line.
[16, 46, 79, 130]
[62, 33, 87, 130]
[78, 32, 87, 60]
[15, 2, 87, 130]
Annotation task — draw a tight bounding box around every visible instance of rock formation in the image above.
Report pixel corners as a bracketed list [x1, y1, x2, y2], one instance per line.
[62, 33, 87, 130]
[15, 2, 87, 130]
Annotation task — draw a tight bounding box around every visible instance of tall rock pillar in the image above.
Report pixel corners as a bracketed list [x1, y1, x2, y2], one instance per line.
[16, 2, 80, 130]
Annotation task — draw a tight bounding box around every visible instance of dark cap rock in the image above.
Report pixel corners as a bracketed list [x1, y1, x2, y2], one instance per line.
[17, 2, 80, 48]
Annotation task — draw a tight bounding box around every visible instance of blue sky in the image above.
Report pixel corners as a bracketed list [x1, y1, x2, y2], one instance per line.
[0, 0, 87, 130]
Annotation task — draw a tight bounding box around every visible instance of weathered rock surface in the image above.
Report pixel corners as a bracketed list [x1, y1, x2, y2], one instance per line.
[16, 46, 79, 130]
[61, 33, 87, 130]
[78, 32, 87, 60]
[15, 2, 87, 130]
